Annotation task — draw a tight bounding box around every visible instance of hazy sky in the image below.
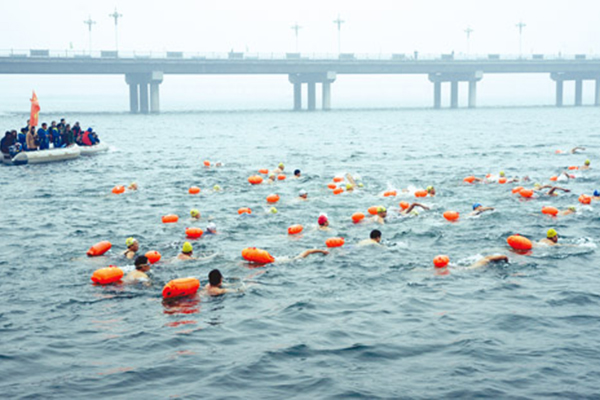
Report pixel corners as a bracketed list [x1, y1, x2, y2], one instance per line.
[1, 0, 599, 56]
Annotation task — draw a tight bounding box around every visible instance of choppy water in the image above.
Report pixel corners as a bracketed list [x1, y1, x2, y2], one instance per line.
[1, 107, 600, 399]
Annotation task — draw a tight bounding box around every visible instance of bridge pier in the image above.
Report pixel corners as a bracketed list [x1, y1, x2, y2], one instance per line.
[289, 72, 336, 111]
[555, 79, 564, 107]
[125, 72, 163, 114]
[575, 79, 583, 106]
[551, 72, 600, 107]
[596, 79, 600, 106]
[429, 71, 483, 109]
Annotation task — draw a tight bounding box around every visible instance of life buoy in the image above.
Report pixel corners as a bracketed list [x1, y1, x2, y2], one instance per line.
[507, 234, 532, 251]
[241, 247, 275, 264]
[162, 277, 200, 299]
[512, 186, 523, 194]
[91, 266, 123, 284]
[579, 194, 591, 204]
[443, 211, 459, 221]
[464, 176, 476, 183]
[266, 194, 280, 203]
[433, 255, 449, 268]
[498, 177, 507, 184]
[112, 185, 125, 194]
[415, 190, 427, 198]
[87, 241, 112, 257]
[248, 175, 263, 185]
[162, 214, 179, 223]
[325, 237, 345, 248]
[203, 160, 210, 167]
[327, 183, 337, 190]
[383, 190, 397, 197]
[399, 201, 409, 210]
[333, 177, 344, 183]
[277, 174, 286, 181]
[368, 206, 380, 215]
[258, 168, 269, 174]
[186, 227, 204, 239]
[541, 206, 558, 216]
[333, 188, 344, 195]
[351, 212, 365, 223]
[189, 186, 201, 194]
[145, 251, 161, 264]
[288, 224, 303, 235]
[238, 207, 252, 215]
[519, 189, 534, 198]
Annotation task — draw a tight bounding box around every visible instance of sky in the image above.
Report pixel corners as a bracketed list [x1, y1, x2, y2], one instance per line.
[0, 1, 599, 111]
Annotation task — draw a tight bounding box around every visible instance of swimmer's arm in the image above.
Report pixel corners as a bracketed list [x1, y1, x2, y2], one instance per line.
[570, 147, 586, 153]
[405, 203, 429, 213]
[466, 255, 508, 269]
[548, 187, 570, 196]
[479, 207, 495, 213]
[297, 249, 330, 259]
[473, 177, 483, 182]
[345, 173, 357, 187]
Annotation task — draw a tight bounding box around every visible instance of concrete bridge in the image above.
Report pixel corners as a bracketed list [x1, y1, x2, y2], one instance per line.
[2, 50, 600, 113]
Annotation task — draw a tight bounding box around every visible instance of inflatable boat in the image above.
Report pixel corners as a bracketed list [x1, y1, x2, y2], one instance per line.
[2, 145, 81, 166]
[78, 142, 109, 156]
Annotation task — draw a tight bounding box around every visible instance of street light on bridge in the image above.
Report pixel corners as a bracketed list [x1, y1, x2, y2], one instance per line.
[291, 23, 302, 53]
[83, 16, 96, 55]
[333, 14, 345, 55]
[464, 27, 474, 57]
[516, 21, 526, 58]
[109, 8, 123, 52]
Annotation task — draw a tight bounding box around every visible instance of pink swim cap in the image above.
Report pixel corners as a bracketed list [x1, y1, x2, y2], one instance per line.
[318, 215, 328, 225]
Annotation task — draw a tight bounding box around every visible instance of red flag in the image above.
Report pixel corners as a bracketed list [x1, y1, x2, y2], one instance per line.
[30, 91, 40, 127]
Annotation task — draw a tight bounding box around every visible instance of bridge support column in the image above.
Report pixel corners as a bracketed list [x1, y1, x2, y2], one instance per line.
[575, 79, 583, 106]
[450, 81, 459, 109]
[125, 72, 163, 114]
[322, 81, 331, 111]
[433, 82, 441, 109]
[556, 79, 564, 107]
[289, 72, 336, 111]
[128, 82, 139, 113]
[468, 80, 477, 108]
[139, 84, 149, 114]
[595, 79, 600, 106]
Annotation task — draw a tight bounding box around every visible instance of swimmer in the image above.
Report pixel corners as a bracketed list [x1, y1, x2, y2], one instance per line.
[267, 173, 276, 184]
[426, 186, 436, 196]
[204, 269, 235, 296]
[345, 173, 358, 189]
[273, 163, 284, 175]
[317, 214, 331, 231]
[276, 249, 330, 263]
[346, 183, 355, 192]
[123, 237, 139, 259]
[358, 229, 383, 246]
[558, 206, 577, 216]
[593, 190, 600, 201]
[294, 169, 301, 178]
[372, 206, 387, 224]
[206, 222, 217, 234]
[190, 209, 201, 220]
[581, 159, 591, 170]
[539, 228, 559, 246]
[466, 255, 509, 269]
[213, 185, 222, 192]
[215, 162, 223, 167]
[571, 146, 586, 154]
[123, 255, 151, 283]
[400, 203, 430, 216]
[127, 182, 138, 191]
[546, 186, 570, 196]
[178, 242, 195, 260]
[470, 203, 494, 216]
[298, 189, 308, 200]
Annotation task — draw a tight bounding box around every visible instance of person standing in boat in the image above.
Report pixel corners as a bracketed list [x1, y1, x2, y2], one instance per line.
[26, 127, 37, 151]
[37, 123, 49, 150]
[63, 124, 74, 146]
[18, 128, 28, 151]
[72, 122, 82, 144]
[81, 128, 94, 146]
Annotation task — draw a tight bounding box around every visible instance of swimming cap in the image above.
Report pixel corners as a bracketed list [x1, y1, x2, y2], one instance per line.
[499, 171, 505, 177]
[594, 190, 600, 197]
[299, 189, 307, 196]
[278, 163, 284, 169]
[426, 186, 433, 192]
[377, 206, 387, 214]
[534, 183, 541, 188]
[190, 209, 200, 218]
[585, 159, 590, 165]
[358, 183, 364, 188]
[410, 210, 419, 216]
[346, 183, 353, 190]
[207, 222, 217, 232]
[568, 206, 576, 211]
[294, 169, 301, 175]
[270, 207, 278, 214]
[182, 242, 193, 253]
[547, 228, 557, 239]
[318, 215, 328, 225]
[125, 237, 136, 247]
[268, 174, 276, 179]
[213, 185, 221, 191]
[87, 127, 92, 132]
[472, 203, 482, 210]
[130, 182, 136, 187]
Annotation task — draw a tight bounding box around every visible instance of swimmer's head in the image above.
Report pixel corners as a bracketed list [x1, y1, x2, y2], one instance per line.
[534, 183, 542, 188]
[213, 184, 221, 191]
[206, 222, 217, 233]
[358, 182, 364, 188]
[585, 159, 591, 166]
[182, 241, 193, 254]
[594, 190, 600, 197]
[128, 182, 138, 190]
[346, 183, 354, 190]
[377, 206, 387, 217]
[299, 189, 308, 198]
[318, 215, 329, 226]
[270, 207, 278, 214]
[268, 173, 276, 181]
[568, 205, 577, 212]
[125, 237, 137, 248]
[134, 255, 149, 270]
[499, 171, 506, 177]
[209, 269, 223, 286]
[547, 228, 558, 242]
[190, 209, 200, 218]
[472, 203, 482, 210]
[426, 185, 435, 195]
[370, 229, 382, 242]
[278, 163, 284, 170]
[294, 169, 301, 177]
[410, 210, 419, 216]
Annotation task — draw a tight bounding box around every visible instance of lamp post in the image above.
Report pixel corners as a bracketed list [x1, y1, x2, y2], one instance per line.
[291, 23, 302, 53]
[333, 14, 345, 54]
[516, 21, 526, 58]
[109, 8, 123, 52]
[464, 27, 474, 57]
[83, 16, 96, 55]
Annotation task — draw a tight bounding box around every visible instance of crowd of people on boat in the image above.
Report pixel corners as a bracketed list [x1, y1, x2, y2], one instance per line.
[1, 119, 100, 157]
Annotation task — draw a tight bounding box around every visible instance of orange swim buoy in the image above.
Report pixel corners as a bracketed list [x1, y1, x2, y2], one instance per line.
[112, 185, 125, 194]
[162, 277, 200, 299]
[512, 186, 524, 194]
[464, 176, 476, 184]
[568, 166, 579, 170]
[248, 175, 263, 185]
[241, 247, 275, 264]
[189, 186, 201, 194]
[351, 212, 365, 223]
[507, 234, 532, 251]
[333, 188, 344, 195]
[87, 241, 112, 257]
[498, 177, 507, 184]
[579, 194, 591, 205]
[399, 201, 410, 210]
[288, 224, 303, 235]
[541, 206, 559, 216]
[145, 250, 162, 264]
[415, 190, 428, 198]
[383, 190, 397, 197]
[203, 160, 210, 167]
[368, 206, 380, 215]
[277, 174, 286, 181]
[266, 194, 280, 203]
[238, 207, 252, 215]
[550, 176, 558, 182]
[333, 177, 344, 183]
[325, 237, 345, 248]
[555, 150, 563, 154]
[327, 183, 337, 190]
[433, 255, 449, 268]
[162, 214, 179, 223]
[186, 227, 204, 239]
[91, 266, 123, 285]
[519, 189, 534, 198]
[258, 168, 269, 174]
[443, 211, 459, 221]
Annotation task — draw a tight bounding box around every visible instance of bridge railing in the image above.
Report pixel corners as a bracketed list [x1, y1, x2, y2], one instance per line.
[0, 49, 597, 61]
